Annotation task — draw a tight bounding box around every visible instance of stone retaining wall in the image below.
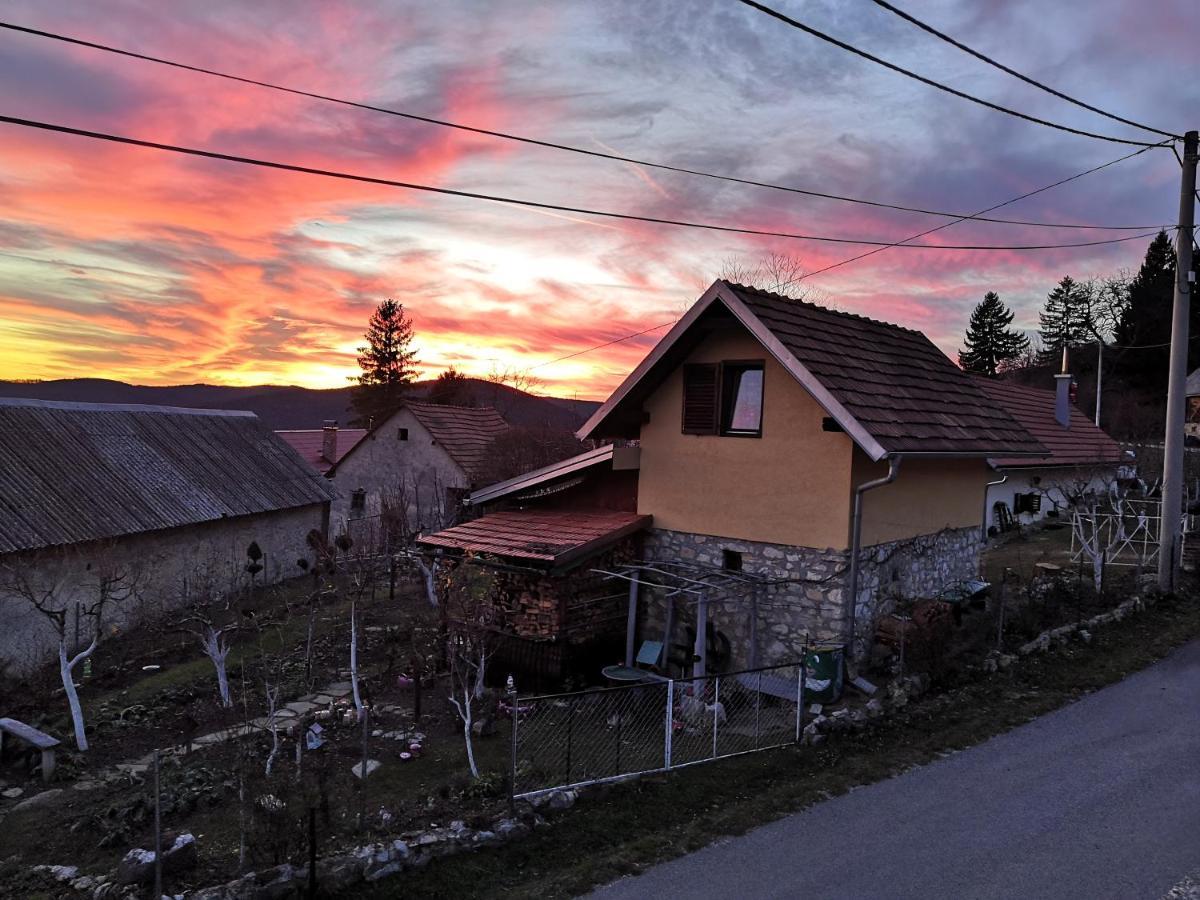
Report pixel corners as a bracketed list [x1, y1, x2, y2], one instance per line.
[640, 526, 980, 665]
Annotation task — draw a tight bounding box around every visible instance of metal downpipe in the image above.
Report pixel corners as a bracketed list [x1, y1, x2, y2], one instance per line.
[846, 456, 902, 656]
[983, 473, 1008, 540]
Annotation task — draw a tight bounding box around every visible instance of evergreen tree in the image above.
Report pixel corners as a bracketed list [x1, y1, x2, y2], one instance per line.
[349, 299, 418, 427]
[958, 291, 1030, 376]
[1112, 231, 1181, 391]
[1038, 275, 1089, 365]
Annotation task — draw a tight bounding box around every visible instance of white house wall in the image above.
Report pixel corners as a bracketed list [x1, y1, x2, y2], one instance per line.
[986, 467, 1114, 530]
[0, 503, 327, 673]
[329, 408, 469, 537]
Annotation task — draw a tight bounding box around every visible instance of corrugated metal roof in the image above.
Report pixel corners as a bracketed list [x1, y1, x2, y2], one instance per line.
[418, 508, 650, 568]
[975, 379, 1124, 468]
[0, 398, 336, 554]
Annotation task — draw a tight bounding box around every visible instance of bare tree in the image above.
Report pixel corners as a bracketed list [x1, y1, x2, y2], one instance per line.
[0, 544, 139, 751]
[482, 365, 543, 416]
[442, 559, 497, 779]
[176, 568, 241, 707]
[719, 251, 810, 300]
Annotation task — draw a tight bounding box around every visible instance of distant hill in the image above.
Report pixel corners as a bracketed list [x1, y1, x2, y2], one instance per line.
[0, 378, 600, 432]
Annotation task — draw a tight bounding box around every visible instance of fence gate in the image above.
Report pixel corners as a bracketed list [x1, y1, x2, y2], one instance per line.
[510, 661, 805, 800]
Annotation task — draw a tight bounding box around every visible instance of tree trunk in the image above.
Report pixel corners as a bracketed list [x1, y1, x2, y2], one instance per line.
[461, 683, 478, 778]
[202, 627, 233, 707]
[415, 557, 439, 608]
[350, 601, 363, 714]
[59, 640, 91, 752]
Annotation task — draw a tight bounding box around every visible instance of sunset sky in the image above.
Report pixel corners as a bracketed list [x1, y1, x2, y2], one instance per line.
[0, 1, 1195, 400]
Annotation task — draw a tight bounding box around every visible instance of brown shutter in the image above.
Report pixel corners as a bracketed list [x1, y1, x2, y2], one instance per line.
[682, 363, 719, 434]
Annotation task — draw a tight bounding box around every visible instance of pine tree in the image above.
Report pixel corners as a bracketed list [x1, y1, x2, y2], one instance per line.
[429, 367, 475, 406]
[1038, 275, 1089, 365]
[958, 292, 1030, 376]
[349, 299, 418, 427]
[1114, 231, 1178, 390]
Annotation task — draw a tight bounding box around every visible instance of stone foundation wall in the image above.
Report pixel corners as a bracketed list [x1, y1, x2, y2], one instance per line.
[639, 526, 980, 667]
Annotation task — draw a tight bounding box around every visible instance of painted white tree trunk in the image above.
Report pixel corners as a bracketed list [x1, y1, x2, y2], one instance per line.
[264, 684, 280, 776]
[350, 601, 363, 714]
[460, 681, 478, 778]
[59, 636, 97, 752]
[201, 626, 233, 707]
[415, 557, 439, 608]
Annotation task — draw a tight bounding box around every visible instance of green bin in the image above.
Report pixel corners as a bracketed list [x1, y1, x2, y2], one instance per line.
[804, 643, 844, 703]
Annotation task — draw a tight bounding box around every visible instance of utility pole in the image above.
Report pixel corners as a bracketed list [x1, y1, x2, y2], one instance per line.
[1158, 129, 1198, 591]
[1094, 339, 1103, 427]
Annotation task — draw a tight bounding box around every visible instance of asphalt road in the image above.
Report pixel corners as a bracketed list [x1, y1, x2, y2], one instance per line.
[591, 640, 1200, 900]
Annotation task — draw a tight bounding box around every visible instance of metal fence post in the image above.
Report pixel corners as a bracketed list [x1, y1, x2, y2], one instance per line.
[565, 697, 574, 786]
[664, 680, 674, 770]
[711, 676, 720, 759]
[153, 748, 162, 900]
[506, 674, 517, 814]
[794, 663, 804, 743]
[754, 671, 762, 749]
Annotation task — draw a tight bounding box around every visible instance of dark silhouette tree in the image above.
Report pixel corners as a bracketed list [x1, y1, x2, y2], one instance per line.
[1114, 230, 1177, 390]
[1038, 276, 1090, 365]
[349, 300, 418, 427]
[429, 367, 475, 406]
[958, 292, 1030, 376]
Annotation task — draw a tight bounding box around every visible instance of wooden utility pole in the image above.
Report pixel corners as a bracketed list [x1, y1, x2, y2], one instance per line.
[1158, 129, 1198, 591]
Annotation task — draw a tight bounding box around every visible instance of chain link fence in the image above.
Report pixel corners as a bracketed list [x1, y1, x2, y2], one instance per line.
[510, 661, 805, 799]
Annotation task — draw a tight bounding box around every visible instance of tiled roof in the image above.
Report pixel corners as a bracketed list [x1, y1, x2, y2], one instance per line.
[726, 283, 1043, 456]
[0, 398, 336, 555]
[579, 280, 1046, 459]
[403, 401, 510, 482]
[276, 428, 367, 475]
[975, 379, 1124, 468]
[417, 508, 650, 568]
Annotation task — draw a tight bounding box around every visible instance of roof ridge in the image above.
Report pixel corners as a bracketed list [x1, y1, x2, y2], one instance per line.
[406, 399, 504, 414]
[720, 279, 924, 336]
[0, 397, 256, 417]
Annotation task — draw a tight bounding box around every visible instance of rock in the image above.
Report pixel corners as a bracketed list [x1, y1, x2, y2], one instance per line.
[830, 708, 850, 720]
[865, 698, 885, 718]
[33, 864, 79, 881]
[71, 875, 98, 891]
[495, 818, 530, 841]
[366, 860, 404, 882]
[2, 787, 23, 799]
[546, 789, 576, 812]
[471, 716, 497, 738]
[352, 759, 382, 779]
[12, 788, 62, 812]
[317, 858, 365, 892]
[1079, 629, 1092, 644]
[115, 833, 197, 885]
[807, 703, 823, 716]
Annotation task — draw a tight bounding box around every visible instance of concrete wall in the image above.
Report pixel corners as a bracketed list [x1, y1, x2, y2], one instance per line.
[637, 328, 856, 549]
[640, 524, 980, 669]
[330, 407, 469, 538]
[0, 503, 327, 673]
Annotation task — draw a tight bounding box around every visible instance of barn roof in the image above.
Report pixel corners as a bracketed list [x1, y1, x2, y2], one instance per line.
[0, 398, 336, 555]
[580, 280, 1045, 460]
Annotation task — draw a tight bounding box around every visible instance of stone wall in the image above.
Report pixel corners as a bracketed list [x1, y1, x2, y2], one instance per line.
[639, 525, 980, 668]
[0, 503, 328, 673]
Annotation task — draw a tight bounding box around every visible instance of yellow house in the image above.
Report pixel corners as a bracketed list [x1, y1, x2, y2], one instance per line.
[578, 280, 1044, 662]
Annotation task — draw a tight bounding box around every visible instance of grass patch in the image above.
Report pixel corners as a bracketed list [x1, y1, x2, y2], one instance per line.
[353, 590, 1200, 900]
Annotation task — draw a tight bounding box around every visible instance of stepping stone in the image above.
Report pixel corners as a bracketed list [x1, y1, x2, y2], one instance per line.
[2, 787, 23, 799]
[274, 708, 298, 718]
[310, 695, 334, 706]
[285, 700, 318, 715]
[351, 759, 382, 779]
[324, 682, 353, 696]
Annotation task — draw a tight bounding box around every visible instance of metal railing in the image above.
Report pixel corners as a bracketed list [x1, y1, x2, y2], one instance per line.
[509, 661, 805, 800]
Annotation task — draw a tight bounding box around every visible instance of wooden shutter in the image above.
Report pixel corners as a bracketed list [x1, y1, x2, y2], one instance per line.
[682, 363, 719, 434]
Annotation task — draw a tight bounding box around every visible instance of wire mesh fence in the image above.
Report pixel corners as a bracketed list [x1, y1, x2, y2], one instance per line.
[511, 661, 805, 799]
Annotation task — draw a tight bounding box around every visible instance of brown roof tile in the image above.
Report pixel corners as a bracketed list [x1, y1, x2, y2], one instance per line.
[975, 379, 1124, 468]
[403, 402, 510, 482]
[417, 508, 649, 568]
[725, 282, 1044, 456]
[276, 428, 367, 475]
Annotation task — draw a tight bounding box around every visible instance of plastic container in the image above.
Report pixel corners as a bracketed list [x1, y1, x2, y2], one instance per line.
[804, 643, 845, 703]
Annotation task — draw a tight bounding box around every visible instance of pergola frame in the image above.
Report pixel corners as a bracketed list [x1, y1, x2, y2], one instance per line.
[590, 560, 779, 677]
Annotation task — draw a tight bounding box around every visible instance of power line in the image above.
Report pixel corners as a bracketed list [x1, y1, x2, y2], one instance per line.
[0, 20, 1169, 232]
[866, 0, 1180, 141]
[735, 0, 1165, 147]
[530, 144, 1170, 370]
[801, 143, 1170, 280]
[528, 323, 675, 370]
[0, 114, 1167, 252]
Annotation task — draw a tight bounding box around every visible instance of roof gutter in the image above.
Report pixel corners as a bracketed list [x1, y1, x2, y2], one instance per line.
[846, 455, 901, 656]
[983, 473, 1008, 540]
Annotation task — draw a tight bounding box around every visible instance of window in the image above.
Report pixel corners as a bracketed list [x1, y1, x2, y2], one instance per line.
[350, 488, 366, 513]
[720, 363, 764, 436]
[722, 549, 743, 572]
[680, 360, 764, 437]
[397, 427, 409, 441]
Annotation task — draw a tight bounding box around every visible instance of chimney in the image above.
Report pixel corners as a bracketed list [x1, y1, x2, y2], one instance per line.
[1054, 348, 1072, 429]
[321, 420, 338, 463]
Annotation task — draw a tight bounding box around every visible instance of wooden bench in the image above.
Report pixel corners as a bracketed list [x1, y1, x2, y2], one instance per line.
[0, 717, 61, 782]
